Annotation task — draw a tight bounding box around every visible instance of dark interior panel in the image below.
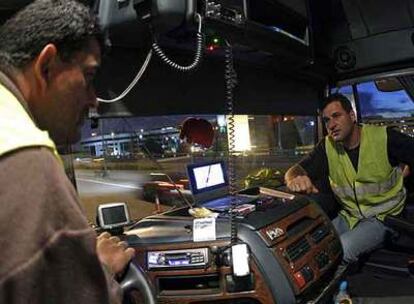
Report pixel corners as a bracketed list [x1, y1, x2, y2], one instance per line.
[341, 0, 414, 39]
[324, 0, 414, 79]
[97, 47, 323, 117]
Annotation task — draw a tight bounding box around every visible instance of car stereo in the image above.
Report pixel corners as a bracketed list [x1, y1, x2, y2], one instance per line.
[147, 248, 209, 269]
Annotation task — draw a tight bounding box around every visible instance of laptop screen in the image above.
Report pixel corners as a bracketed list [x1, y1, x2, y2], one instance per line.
[187, 161, 228, 195]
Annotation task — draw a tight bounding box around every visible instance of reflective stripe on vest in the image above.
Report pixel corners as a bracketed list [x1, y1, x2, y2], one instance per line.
[338, 186, 406, 220]
[0, 82, 59, 159]
[326, 124, 405, 228]
[331, 167, 402, 198]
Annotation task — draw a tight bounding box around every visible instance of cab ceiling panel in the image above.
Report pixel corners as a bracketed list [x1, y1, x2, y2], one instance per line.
[328, 0, 414, 80]
[276, 0, 307, 17]
[96, 48, 322, 117]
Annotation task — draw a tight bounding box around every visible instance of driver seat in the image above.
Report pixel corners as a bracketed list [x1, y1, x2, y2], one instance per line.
[383, 172, 414, 253]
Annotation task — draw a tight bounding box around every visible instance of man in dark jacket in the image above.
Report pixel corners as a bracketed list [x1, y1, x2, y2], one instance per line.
[0, 1, 134, 303]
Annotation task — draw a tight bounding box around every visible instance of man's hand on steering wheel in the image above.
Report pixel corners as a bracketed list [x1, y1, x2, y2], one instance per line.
[96, 232, 135, 276]
[96, 232, 156, 304]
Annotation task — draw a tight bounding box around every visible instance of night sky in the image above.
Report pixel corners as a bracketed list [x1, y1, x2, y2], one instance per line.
[339, 81, 414, 118]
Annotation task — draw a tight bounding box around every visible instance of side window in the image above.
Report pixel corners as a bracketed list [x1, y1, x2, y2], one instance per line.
[337, 84, 353, 97]
[335, 85, 358, 116]
[356, 81, 414, 137]
[336, 81, 414, 136]
[357, 81, 414, 121]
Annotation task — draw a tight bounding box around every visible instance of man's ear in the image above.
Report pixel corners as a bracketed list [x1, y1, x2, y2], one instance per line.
[350, 110, 357, 123]
[32, 44, 58, 92]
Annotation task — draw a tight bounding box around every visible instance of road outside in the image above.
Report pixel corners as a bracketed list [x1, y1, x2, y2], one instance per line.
[74, 154, 301, 223]
[76, 169, 166, 223]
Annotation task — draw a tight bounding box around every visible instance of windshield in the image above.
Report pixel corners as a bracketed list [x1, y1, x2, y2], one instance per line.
[70, 114, 316, 223]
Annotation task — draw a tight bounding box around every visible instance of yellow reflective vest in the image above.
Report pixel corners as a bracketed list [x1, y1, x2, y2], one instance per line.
[0, 82, 59, 159]
[325, 124, 405, 229]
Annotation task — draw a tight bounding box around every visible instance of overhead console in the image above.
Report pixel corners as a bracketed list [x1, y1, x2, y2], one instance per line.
[96, 0, 312, 63]
[95, 0, 323, 118]
[200, 0, 310, 55]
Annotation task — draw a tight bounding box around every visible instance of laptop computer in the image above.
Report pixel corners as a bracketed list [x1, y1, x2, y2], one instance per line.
[186, 161, 256, 212]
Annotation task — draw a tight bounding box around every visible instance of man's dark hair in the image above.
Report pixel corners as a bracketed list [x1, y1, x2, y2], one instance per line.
[320, 93, 353, 113]
[0, 0, 103, 72]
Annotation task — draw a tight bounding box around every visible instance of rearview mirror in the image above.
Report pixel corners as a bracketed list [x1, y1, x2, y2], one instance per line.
[375, 78, 403, 92]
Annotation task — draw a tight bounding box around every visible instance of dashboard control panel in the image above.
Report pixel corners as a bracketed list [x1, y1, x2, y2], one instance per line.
[258, 202, 342, 294]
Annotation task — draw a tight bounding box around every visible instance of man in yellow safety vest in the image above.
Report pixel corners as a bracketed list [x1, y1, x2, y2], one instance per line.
[285, 93, 414, 263]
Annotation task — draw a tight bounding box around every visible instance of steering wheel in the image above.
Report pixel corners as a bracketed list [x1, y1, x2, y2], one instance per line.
[119, 262, 156, 304]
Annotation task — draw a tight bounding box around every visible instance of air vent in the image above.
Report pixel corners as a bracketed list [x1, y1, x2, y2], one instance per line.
[310, 225, 330, 244]
[285, 238, 310, 262]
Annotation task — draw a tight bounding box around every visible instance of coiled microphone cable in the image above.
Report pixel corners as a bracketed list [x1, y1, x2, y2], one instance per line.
[224, 41, 238, 243]
[98, 13, 205, 103]
[152, 13, 205, 72]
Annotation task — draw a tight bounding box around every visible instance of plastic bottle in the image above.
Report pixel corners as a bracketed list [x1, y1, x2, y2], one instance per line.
[334, 281, 352, 304]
